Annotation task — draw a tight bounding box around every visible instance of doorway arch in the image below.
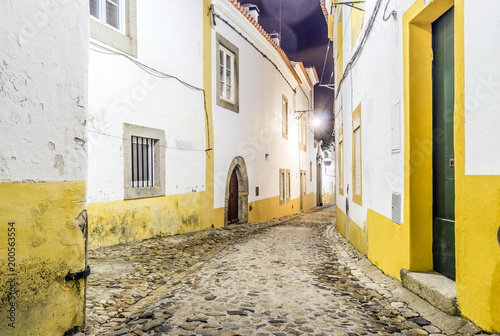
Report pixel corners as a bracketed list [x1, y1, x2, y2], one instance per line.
[224, 156, 249, 226]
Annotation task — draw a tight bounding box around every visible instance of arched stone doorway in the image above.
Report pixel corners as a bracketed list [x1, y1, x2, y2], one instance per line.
[224, 157, 249, 226]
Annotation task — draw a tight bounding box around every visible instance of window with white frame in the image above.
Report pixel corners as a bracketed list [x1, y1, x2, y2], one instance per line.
[124, 124, 165, 200]
[90, 0, 137, 57]
[216, 33, 239, 113]
[90, 0, 124, 31]
[219, 46, 235, 102]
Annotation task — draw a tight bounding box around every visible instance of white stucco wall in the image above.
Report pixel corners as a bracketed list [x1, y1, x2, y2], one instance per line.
[87, 0, 207, 203]
[464, 0, 500, 175]
[0, 0, 88, 182]
[334, 0, 407, 229]
[334, 0, 500, 229]
[212, 0, 317, 209]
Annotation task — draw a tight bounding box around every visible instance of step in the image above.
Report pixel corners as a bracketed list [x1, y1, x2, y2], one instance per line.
[400, 269, 459, 316]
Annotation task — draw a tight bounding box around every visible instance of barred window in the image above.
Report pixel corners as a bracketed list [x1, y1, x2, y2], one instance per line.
[131, 136, 155, 188]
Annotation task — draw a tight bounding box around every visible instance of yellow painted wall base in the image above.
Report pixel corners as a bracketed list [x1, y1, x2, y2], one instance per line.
[323, 192, 335, 205]
[0, 181, 87, 336]
[456, 176, 500, 332]
[88, 190, 213, 249]
[348, 218, 368, 255]
[336, 205, 347, 237]
[367, 209, 410, 280]
[214, 192, 317, 227]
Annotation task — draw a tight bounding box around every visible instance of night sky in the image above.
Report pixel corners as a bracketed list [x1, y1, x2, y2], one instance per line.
[240, 0, 335, 144]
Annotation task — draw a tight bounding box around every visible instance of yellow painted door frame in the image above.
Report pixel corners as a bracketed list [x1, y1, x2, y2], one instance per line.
[403, 0, 464, 271]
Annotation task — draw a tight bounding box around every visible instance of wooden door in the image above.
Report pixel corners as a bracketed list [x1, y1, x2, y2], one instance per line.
[432, 7, 456, 279]
[228, 169, 239, 223]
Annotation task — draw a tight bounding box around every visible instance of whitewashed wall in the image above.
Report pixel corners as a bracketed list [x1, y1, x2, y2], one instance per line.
[334, 0, 409, 228]
[212, 0, 317, 209]
[0, 0, 88, 182]
[87, 0, 207, 203]
[464, 0, 500, 175]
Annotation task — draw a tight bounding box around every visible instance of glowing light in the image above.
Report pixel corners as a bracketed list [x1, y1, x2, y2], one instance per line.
[312, 118, 321, 127]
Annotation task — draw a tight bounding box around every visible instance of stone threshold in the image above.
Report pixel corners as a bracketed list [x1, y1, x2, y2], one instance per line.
[401, 269, 459, 316]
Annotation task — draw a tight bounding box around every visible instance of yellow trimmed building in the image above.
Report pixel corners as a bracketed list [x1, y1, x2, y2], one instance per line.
[325, 0, 500, 332]
[0, 1, 89, 335]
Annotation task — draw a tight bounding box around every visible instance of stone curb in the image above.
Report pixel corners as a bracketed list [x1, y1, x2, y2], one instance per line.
[323, 223, 497, 336]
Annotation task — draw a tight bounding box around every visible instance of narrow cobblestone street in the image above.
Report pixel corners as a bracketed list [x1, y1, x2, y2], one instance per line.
[82, 206, 493, 336]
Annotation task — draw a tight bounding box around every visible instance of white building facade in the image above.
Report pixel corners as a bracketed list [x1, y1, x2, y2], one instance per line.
[87, 0, 214, 248]
[212, 0, 320, 227]
[0, 0, 89, 334]
[326, 0, 500, 331]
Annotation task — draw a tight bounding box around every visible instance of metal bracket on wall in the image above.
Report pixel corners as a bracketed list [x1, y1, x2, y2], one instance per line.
[65, 265, 91, 282]
[332, 1, 365, 11]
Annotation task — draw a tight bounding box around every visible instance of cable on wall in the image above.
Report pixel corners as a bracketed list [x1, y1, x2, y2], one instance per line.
[335, 0, 383, 99]
[89, 41, 213, 152]
[213, 13, 297, 93]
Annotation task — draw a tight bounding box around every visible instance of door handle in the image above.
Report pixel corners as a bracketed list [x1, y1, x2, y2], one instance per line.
[449, 159, 455, 168]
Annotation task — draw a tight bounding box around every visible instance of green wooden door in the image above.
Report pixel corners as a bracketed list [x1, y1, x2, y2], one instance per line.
[432, 7, 456, 279]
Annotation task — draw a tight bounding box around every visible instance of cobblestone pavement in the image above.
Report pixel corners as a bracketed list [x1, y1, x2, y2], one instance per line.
[81, 206, 495, 336]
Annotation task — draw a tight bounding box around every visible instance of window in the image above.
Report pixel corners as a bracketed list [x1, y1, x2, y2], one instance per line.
[279, 168, 291, 205]
[123, 123, 165, 199]
[216, 34, 239, 113]
[338, 126, 344, 196]
[301, 170, 306, 195]
[286, 170, 291, 202]
[219, 45, 234, 102]
[352, 104, 362, 205]
[310, 161, 313, 182]
[299, 114, 307, 151]
[282, 95, 288, 139]
[131, 136, 154, 188]
[90, 0, 123, 31]
[90, 0, 137, 57]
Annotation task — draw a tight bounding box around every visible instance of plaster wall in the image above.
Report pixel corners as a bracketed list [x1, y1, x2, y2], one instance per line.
[88, 0, 206, 203]
[333, 0, 500, 331]
[463, 0, 500, 175]
[334, 1, 406, 231]
[212, 0, 317, 223]
[0, 0, 88, 334]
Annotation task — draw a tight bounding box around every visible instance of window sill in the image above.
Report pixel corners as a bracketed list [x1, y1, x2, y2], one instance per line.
[353, 193, 362, 206]
[124, 186, 164, 200]
[90, 9, 137, 57]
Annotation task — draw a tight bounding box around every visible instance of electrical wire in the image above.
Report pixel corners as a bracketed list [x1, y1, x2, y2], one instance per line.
[382, 0, 396, 22]
[87, 130, 208, 152]
[335, 0, 383, 99]
[89, 41, 212, 152]
[212, 13, 296, 93]
[319, 39, 331, 85]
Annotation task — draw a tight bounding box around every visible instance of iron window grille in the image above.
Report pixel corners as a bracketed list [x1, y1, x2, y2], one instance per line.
[131, 136, 155, 188]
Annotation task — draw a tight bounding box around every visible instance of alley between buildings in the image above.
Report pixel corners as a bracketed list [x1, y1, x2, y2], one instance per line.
[81, 206, 487, 336]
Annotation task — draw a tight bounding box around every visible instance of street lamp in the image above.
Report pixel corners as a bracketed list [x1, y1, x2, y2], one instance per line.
[312, 117, 321, 127]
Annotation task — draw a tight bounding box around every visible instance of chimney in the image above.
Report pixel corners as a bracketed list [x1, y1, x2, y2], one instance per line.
[269, 31, 281, 46]
[242, 3, 260, 23]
